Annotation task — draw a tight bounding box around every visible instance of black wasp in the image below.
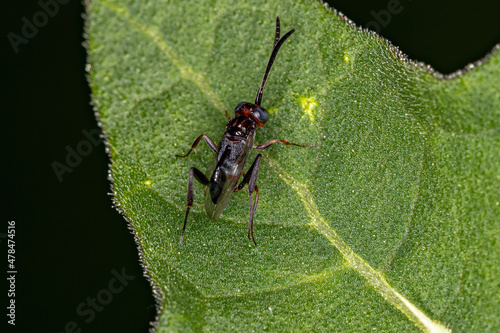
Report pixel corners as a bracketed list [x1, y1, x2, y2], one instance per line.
[176, 17, 314, 246]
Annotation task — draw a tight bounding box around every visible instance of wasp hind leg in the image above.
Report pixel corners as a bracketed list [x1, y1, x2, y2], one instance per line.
[180, 167, 209, 246]
[235, 154, 262, 246]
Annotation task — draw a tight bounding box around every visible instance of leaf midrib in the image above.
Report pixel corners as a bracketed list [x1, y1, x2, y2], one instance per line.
[266, 155, 449, 333]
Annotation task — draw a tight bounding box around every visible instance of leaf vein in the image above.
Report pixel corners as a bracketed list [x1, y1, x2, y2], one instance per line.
[266, 156, 451, 333]
[100, 0, 225, 112]
[206, 264, 350, 299]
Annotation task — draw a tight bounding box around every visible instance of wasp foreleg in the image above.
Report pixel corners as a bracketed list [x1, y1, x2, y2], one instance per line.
[176, 134, 218, 158]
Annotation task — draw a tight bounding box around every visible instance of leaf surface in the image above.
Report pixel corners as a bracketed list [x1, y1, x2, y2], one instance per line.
[86, 0, 500, 331]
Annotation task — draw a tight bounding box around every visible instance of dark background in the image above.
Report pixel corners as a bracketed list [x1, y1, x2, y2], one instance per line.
[1, 0, 499, 332]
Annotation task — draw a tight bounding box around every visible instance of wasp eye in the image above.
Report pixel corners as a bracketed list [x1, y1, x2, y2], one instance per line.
[252, 106, 268, 123]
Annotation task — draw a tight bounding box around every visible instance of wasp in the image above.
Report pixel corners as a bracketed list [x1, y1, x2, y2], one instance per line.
[176, 17, 314, 246]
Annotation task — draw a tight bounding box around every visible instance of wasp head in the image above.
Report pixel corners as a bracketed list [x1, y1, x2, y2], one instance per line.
[235, 102, 268, 127]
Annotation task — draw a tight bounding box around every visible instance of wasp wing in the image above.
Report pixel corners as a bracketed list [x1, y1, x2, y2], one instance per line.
[204, 138, 254, 220]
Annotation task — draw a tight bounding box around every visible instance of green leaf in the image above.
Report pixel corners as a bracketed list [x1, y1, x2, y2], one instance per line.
[86, 0, 500, 331]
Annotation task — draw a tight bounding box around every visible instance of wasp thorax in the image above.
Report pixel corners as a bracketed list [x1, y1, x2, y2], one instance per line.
[228, 122, 247, 137]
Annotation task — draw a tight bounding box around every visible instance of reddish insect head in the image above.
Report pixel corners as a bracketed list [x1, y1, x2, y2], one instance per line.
[234, 102, 268, 127]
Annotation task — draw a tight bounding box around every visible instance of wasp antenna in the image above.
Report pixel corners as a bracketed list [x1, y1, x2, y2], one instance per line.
[274, 16, 281, 48]
[255, 18, 295, 106]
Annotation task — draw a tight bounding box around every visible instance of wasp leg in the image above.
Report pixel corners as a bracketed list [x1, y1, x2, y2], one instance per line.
[253, 139, 315, 150]
[235, 154, 262, 246]
[180, 167, 209, 246]
[176, 134, 218, 158]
